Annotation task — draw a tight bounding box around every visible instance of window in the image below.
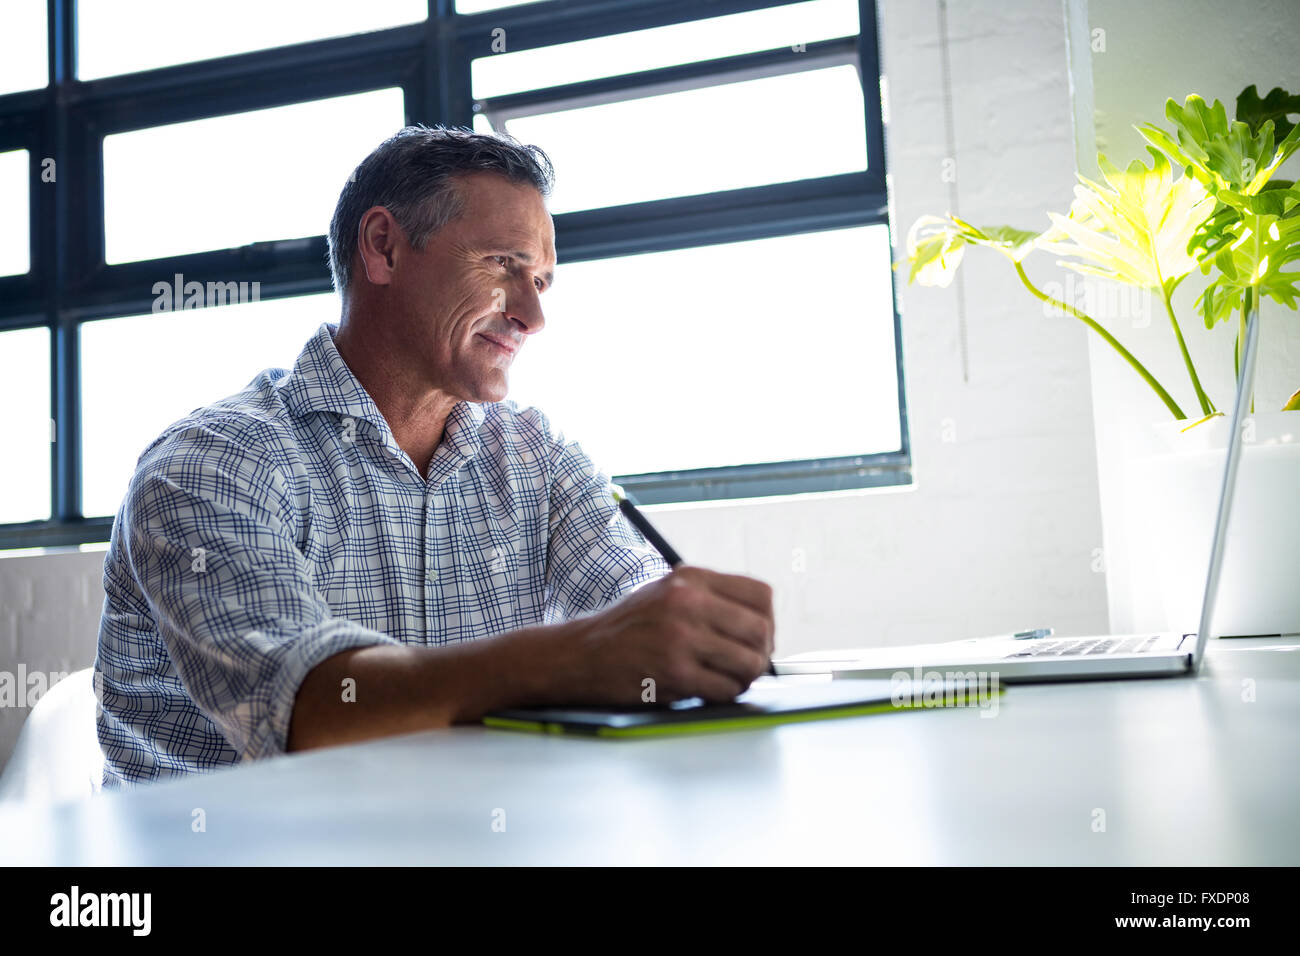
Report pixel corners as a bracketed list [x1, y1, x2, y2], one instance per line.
[79, 294, 336, 518]
[0, 0, 902, 548]
[0, 328, 51, 524]
[470, 0, 860, 98]
[103, 89, 406, 263]
[0, 150, 30, 277]
[77, 0, 427, 80]
[455, 0, 546, 14]
[0, 0, 47, 95]
[508, 225, 900, 477]
[501, 67, 867, 213]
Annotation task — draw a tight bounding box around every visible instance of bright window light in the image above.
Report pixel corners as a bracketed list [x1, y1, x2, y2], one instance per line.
[78, 0, 427, 80]
[471, 0, 859, 99]
[456, 0, 547, 13]
[503, 66, 867, 213]
[0, 327, 51, 524]
[80, 294, 337, 518]
[0, 150, 31, 277]
[103, 88, 406, 264]
[505, 225, 900, 478]
[0, 0, 47, 94]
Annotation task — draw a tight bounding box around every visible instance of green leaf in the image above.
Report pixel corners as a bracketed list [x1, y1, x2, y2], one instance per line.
[1171, 95, 1229, 142]
[1189, 203, 1240, 267]
[896, 215, 1040, 287]
[1038, 147, 1215, 290]
[1202, 118, 1274, 190]
[1237, 123, 1300, 196]
[1219, 183, 1300, 217]
[1196, 209, 1300, 323]
[1161, 95, 1230, 185]
[956, 219, 1041, 260]
[1236, 84, 1300, 142]
[1215, 244, 1237, 281]
[1141, 91, 1300, 196]
[1137, 121, 1202, 180]
[1196, 280, 1243, 331]
[898, 215, 965, 287]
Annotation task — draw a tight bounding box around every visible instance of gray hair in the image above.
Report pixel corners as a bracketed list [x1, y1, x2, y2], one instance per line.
[327, 124, 555, 295]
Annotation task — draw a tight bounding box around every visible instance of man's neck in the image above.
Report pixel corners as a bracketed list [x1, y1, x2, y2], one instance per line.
[333, 318, 457, 478]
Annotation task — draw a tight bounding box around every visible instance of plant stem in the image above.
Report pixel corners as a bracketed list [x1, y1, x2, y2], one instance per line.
[1161, 284, 1215, 416]
[1014, 262, 1186, 420]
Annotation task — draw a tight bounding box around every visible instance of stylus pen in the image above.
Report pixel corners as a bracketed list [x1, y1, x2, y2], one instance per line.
[612, 488, 777, 677]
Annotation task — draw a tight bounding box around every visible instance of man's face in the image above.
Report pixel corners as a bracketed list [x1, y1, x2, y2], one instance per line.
[388, 171, 556, 404]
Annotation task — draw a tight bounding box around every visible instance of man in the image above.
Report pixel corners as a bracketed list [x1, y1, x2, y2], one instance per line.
[95, 126, 775, 788]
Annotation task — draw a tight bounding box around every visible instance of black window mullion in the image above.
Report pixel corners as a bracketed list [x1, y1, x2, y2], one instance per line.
[620, 451, 909, 506]
[49, 0, 80, 525]
[425, 0, 473, 129]
[51, 317, 81, 522]
[858, 0, 886, 179]
[859, 0, 908, 465]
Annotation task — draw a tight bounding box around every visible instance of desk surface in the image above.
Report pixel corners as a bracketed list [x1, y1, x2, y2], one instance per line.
[2, 638, 1297, 865]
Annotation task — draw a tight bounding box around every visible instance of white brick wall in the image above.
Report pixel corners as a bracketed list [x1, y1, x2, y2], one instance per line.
[0, 546, 109, 770]
[0, 0, 1112, 773]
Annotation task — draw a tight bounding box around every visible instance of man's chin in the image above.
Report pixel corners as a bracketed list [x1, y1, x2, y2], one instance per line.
[468, 377, 509, 405]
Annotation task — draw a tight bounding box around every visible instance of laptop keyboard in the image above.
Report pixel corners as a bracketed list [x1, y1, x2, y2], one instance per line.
[1003, 635, 1162, 659]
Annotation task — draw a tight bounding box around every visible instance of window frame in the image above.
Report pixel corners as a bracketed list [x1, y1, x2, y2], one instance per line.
[0, 0, 908, 548]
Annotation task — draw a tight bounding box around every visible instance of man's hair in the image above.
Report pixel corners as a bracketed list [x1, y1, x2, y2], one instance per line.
[327, 124, 555, 295]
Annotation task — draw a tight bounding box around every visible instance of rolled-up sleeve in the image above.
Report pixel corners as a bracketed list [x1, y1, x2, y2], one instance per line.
[542, 422, 673, 621]
[121, 418, 401, 762]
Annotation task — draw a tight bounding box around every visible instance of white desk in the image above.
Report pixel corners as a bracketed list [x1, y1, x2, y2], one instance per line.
[2, 637, 1297, 865]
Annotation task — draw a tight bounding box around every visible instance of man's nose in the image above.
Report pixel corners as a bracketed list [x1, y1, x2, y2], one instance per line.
[503, 285, 545, 336]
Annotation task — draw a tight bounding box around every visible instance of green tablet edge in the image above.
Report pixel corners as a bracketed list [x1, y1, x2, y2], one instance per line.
[482, 686, 1005, 738]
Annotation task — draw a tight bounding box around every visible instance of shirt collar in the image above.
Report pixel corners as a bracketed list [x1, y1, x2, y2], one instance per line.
[281, 322, 487, 475]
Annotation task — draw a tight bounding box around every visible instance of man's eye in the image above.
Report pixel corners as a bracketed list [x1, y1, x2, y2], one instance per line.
[534, 277, 544, 291]
[493, 255, 509, 268]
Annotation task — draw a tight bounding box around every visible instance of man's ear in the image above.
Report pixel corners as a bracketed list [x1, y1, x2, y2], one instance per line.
[356, 206, 402, 287]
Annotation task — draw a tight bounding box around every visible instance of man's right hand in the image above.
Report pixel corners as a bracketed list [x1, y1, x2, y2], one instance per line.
[291, 566, 776, 751]
[555, 565, 776, 706]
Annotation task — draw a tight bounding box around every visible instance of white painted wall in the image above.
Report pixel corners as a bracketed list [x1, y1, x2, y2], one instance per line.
[0, 0, 1113, 771]
[1067, 0, 1300, 630]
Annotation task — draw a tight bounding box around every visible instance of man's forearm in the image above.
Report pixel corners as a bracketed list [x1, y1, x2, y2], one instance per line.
[286, 619, 586, 752]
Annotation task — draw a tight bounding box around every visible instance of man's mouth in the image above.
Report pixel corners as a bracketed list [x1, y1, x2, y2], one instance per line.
[477, 333, 519, 356]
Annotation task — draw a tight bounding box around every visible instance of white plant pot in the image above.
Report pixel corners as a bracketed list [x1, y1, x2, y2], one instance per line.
[1096, 411, 1300, 637]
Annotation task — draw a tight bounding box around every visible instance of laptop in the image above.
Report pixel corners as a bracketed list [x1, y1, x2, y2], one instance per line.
[774, 301, 1265, 684]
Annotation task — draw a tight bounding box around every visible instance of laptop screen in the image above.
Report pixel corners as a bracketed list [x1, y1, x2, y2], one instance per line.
[1194, 302, 1264, 659]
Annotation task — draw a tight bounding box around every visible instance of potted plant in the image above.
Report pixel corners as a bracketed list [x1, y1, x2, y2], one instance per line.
[898, 85, 1300, 637]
